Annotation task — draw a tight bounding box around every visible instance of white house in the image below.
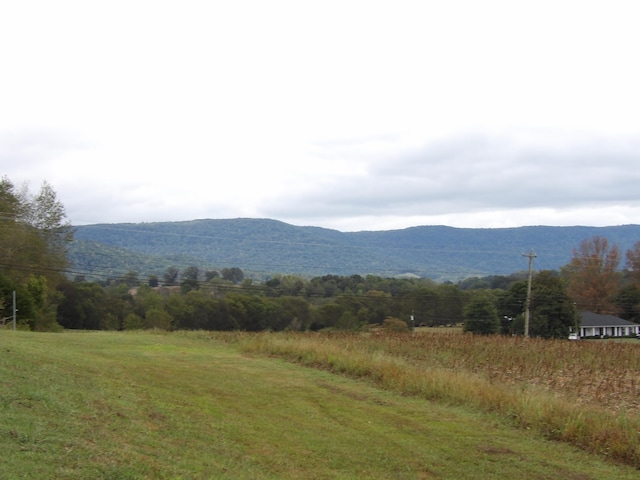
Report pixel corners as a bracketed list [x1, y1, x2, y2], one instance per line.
[578, 311, 640, 338]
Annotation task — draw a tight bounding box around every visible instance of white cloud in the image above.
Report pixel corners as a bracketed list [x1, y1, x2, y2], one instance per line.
[259, 131, 640, 227]
[1, 1, 639, 230]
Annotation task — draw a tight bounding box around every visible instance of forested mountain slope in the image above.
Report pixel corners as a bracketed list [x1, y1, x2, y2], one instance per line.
[69, 219, 640, 282]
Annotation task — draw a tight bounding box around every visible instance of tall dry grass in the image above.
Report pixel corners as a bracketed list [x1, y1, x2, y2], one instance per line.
[229, 331, 640, 467]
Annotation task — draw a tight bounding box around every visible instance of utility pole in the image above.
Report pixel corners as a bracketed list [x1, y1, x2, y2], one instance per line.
[12, 290, 16, 330]
[522, 250, 536, 337]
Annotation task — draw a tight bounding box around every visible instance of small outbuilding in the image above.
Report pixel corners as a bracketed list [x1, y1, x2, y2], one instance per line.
[578, 311, 640, 338]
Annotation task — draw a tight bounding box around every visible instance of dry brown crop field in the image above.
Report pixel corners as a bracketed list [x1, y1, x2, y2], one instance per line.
[381, 332, 640, 414]
[229, 330, 640, 467]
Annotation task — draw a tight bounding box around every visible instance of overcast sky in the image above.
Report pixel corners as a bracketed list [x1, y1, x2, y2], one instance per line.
[2, 1, 639, 232]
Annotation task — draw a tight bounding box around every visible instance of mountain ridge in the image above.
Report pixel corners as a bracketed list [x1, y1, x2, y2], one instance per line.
[69, 219, 640, 282]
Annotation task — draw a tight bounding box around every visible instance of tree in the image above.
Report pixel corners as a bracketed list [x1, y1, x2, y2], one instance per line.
[104, 282, 136, 328]
[274, 296, 312, 330]
[145, 307, 173, 330]
[204, 270, 220, 282]
[463, 291, 500, 335]
[0, 178, 73, 330]
[1, 178, 72, 282]
[499, 271, 577, 338]
[497, 282, 527, 334]
[163, 267, 179, 286]
[0, 273, 34, 328]
[265, 275, 306, 297]
[564, 236, 620, 314]
[0, 178, 23, 267]
[132, 284, 163, 315]
[56, 280, 109, 330]
[182, 266, 199, 281]
[361, 290, 392, 324]
[22, 180, 74, 254]
[180, 266, 200, 293]
[221, 267, 244, 284]
[400, 287, 439, 326]
[312, 303, 345, 330]
[101, 313, 121, 330]
[434, 284, 466, 326]
[529, 271, 577, 338]
[225, 293, 274, 331]
[615, 284, 640, 322]
[625, 241, 640, 288]
[123, 312, 145, 330]
[335, 311, 359, 330]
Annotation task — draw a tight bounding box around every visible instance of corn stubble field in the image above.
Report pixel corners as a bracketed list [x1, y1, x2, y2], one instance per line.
[1, 328, 640, 479]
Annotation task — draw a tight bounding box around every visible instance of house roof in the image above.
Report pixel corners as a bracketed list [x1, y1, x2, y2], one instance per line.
[580, 311, 640, 327]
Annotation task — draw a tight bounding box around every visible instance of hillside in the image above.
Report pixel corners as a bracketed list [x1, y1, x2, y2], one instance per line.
[69, 219, 640, 282]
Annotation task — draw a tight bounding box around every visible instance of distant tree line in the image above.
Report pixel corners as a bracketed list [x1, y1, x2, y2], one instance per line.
[53, 240, 640, 339]
[56, 271, 451, 332]
[3, 177, 640, 338]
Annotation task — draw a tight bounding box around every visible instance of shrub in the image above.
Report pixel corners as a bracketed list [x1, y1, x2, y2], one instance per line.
[383, 317, 409, 333]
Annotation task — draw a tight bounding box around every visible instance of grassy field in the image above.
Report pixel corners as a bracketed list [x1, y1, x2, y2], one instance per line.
[233, 331, 640, 465]
[1, 330, 639, 479]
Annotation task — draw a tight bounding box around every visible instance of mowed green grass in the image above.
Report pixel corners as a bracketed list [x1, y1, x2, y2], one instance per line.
[0, 330, 637, 479]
